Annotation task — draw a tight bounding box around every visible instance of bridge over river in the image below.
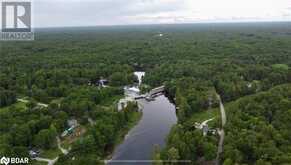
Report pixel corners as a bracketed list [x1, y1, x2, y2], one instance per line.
[134, 85, 165, 101]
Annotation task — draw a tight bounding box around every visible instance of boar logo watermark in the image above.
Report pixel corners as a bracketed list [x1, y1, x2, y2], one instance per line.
[1, 1, 34, 40]
[0, 157, 9, 165]
[0, 156, 29, 164]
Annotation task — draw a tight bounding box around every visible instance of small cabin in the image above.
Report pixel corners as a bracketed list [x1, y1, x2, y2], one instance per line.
[61, 119, 78, 138]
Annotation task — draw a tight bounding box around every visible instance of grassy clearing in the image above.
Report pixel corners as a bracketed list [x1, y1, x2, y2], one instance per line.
[39, 148, 62, 159]
[190, 108, 219, 122]
[61, 125, 86, 149]
[185, 107, 220, 128]
[60, 140, 71, 150]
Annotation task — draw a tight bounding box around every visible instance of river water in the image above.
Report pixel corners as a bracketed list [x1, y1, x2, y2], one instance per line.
[109, 95, 177, 164]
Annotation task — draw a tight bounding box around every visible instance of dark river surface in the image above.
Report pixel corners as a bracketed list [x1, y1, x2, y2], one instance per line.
[109, 95, 177, 164]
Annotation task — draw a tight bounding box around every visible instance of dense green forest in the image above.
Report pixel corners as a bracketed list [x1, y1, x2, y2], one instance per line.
[222, 84, 291, 164]
[1, 22, 291, 164]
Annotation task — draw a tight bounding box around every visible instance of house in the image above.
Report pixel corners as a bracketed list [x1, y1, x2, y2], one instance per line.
[67, 119, 78, 128]
[61, 119, 78, 138]
[61, 127, 75, 138]
[29, 149, 40, 158]
[194, 120, 217, 136]
[61, 130, 69, 137]
[88, 77, 109, 87]
[202, 125, 209, 136]
[98, 78, 109, 87]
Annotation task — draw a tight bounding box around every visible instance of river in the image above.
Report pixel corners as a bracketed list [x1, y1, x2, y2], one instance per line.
[109, 95, 177, 164]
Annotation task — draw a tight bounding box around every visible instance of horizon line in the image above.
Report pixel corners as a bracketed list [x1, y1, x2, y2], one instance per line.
[32, 20, 291, 29]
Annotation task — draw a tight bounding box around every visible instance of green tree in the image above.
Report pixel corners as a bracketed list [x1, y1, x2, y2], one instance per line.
[167, 147, 180, 164]
[203, 142, 216, 160]
[34, 125, 57, 149]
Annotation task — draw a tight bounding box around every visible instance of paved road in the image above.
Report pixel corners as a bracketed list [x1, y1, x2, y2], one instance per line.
[215, 94, 226, 165]
[217, 129, 225, 156]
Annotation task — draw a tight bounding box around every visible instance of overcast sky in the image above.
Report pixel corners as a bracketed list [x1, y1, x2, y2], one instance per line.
[32, 0, 291, 27]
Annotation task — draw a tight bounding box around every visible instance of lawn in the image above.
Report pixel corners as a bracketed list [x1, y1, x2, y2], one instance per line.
[60, 140, 71, 151]
[185, 107, 220, 128]
[190, 108, 219, 122]
[61, 125, 87, 147]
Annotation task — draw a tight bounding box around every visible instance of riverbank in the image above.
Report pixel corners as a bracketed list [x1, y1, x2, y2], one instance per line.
[106, 109, 143, 161]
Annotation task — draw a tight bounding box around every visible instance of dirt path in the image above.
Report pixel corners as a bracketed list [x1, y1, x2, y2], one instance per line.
[201, 118, 215, 126]
[33, 137, 69, 165]
[215, 94, 226, 165]
[17, 98, 48, 107]
[32, 157, 58, 165]
[57, 136, 69, 155]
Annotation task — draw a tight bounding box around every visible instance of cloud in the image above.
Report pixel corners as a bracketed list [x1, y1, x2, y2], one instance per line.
[32, 0, 291, 27]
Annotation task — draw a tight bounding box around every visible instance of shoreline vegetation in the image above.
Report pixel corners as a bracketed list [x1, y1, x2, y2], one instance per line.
[106, 110, 142, 161]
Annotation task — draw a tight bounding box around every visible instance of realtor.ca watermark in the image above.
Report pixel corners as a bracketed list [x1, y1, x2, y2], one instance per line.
[0, 156, 29, 165]
[0, 1, 34, 41]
